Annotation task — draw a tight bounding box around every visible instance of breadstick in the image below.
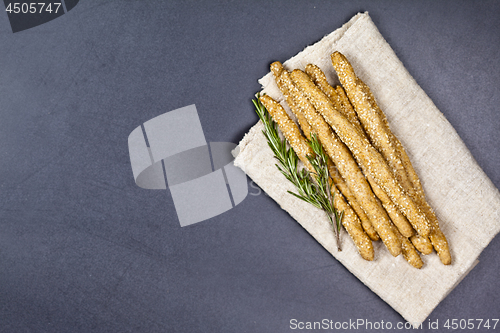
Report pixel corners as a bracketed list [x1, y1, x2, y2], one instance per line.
[259, 94, 374, 261]
[369, 175, 414, 238]
[394, 226, 423, 269]
[331, 52, 450, 264]
[270, 62, 314, 141]
[409, 194, 450, 263]
[335, 85, 366, 135]
[277, 68, 398, 249]
[327, 161, 379, 241]
[304, 64, 342, 111]
[334, 84, 414, 235]
[428, 222, 451, 264]
[397, 141, 451, 263]
[398, 145, 424, 197]
[290, 68, 430, 237]
[271, 61, 378, 241]
[281, 71, 402, 256]
[280, 70, 402, 257]
[410, 234, 433, 255]
[304, 64, 414, 238]
[305, 64, 364, 133]
[331, 51, 414, 195]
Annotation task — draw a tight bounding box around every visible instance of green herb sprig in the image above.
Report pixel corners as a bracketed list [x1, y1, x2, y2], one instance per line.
[253, 94, 343, 251]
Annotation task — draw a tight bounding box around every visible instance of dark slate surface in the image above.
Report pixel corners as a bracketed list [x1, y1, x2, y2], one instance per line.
[0, 1, 499, 332]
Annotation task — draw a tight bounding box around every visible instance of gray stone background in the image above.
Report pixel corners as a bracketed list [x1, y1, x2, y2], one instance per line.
[0, 1, 499, 332]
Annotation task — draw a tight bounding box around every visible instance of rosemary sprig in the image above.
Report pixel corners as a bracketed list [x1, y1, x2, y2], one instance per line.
[306, 133, 344, 250]
[253, 94, 343, 251]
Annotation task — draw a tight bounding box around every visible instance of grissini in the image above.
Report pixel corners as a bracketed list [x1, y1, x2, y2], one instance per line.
[279, 70, 402, 257]
[369, 174, 415, 238]
[395, 225, 424, 269]
[410, 234, 434, 255]
[270, 61, 379, 241]
[260, 91, 420, 268]
[259, 94, 374, 261]
[331, 52, 413, 192]
[304, 64, 414, 238]
[327, 162, 379, 241]
[290, 68, 431, 237]
[275, 67, 395, 248]
[397, 138, 450, 262]
[270, 63, 313, 141]
[305, 64, 363, 133]
[331, 51, 450, 264]
[335, 85, 360, 124]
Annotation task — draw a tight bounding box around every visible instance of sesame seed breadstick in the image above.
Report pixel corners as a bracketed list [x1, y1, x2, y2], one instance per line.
[410, 234, 433, 255]
[327, 161, 379, 241]
[338, 85, 416, 238]
[304, 64, 414, 238]
[280, 71, 402, 257]
[331, 52, 450, 264]
[335, 84, 412, 236]
[305, 64, 364, 133]
[260, 95, 312, 167]
[270, 62, 314, 141]
[394, 226, 424, 269]
[282, 73, 402, 256]
[398, 146, 424, 196]
[304, 64, 342, 110]
[290, 69, 431, 238]
[336, 85, 367, 136]
[345, 72, 435, 252]
[259, 94, 374, 261]
[410, 192, 450, 263]
[331, 51, 414, 196]
[369, 174, 414, 238]
[396, 140, 450, 263]
[332, 55, 436, 252]
[270, 61, 379, 242]
[428, 222, 451, 264]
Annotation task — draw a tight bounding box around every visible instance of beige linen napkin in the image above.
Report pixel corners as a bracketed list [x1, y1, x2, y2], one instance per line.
[234, 12, 500, 324]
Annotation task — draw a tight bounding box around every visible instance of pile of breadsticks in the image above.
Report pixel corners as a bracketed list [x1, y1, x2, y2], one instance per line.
[259, 51, 451, 268]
